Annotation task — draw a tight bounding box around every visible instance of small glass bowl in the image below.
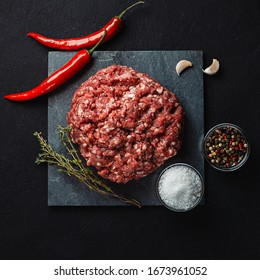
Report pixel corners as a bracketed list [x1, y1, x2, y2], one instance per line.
[204, 123, 250, 172]
[156, 163, 204, 212]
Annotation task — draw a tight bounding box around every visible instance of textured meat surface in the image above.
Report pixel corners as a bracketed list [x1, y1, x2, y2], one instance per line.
[67, 65, 184, 183]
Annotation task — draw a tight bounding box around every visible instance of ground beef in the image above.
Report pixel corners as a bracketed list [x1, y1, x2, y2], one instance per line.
[67, 65, 184, 184]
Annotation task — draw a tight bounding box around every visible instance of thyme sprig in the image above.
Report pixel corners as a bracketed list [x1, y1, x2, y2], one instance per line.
[34, 126, 141, 208]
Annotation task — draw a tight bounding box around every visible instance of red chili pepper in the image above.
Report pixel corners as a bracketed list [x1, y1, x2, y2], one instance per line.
[27, 1, 144, 51]
[4, 31, 106, 102]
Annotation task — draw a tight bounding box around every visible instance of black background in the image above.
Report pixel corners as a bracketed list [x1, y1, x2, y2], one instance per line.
[0, 0, 260, 260]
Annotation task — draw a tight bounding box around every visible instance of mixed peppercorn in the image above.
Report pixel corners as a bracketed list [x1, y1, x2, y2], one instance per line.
[205, 125, 249, 169]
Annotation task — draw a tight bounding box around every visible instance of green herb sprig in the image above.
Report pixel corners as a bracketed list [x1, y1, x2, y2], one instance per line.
[34, 126, 141, 208]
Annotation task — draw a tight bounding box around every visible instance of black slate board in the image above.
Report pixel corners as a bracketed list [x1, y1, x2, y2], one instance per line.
[48, 51, 204, 206]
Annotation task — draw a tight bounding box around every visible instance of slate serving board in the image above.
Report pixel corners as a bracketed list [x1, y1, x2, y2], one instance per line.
[48, 50, 204, 206]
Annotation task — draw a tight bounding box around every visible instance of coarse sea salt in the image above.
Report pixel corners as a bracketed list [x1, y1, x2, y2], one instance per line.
[158, 165, 203, 211]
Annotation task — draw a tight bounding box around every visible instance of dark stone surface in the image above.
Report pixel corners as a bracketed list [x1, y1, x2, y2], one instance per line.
[0, 0, 260, 260]
[48, 50, 204, 206]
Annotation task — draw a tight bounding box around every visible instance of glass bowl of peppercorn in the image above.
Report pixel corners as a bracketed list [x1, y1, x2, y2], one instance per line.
[204, 123, 250, 171]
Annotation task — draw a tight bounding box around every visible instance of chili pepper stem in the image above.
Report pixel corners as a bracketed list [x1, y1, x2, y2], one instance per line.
[88, 30, 107, 55]
[117, 1, 144, 19]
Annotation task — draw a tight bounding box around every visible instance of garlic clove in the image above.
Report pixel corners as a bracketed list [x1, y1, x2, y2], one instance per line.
[176, 60, 193, 76]
[202, 59, 220, 75]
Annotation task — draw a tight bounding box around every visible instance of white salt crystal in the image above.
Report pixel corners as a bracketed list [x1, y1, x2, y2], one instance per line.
[158, 165, 203, 211]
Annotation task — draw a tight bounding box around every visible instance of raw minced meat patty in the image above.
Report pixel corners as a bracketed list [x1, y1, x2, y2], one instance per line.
[67, 65, 184, 184]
